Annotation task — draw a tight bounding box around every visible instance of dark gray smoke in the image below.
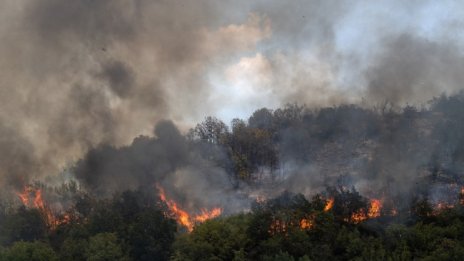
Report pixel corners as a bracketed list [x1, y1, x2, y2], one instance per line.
[74, 120, 188, 195]
[0, 0, 463, 210]
[0, 0, 257, 189]
[365, 34, 464, 105]
[74, 120, 248, 212]
[98, 60, 135, 98]
[0, 122, 39, 189]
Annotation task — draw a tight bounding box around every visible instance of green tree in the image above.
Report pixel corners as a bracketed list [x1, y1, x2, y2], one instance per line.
[85, 233, 128, 261]
[227, 119, 277, 180]
[173, 215, 250, 261]
[193, 116, 228, 144]
[0, 241, 57, 261]
[126, 208, 177, 261]
[59, 238, 88, 261]
[0, 207, 47, 245]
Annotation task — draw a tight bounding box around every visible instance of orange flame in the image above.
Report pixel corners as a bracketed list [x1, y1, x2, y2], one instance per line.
[16, 185, 45, 209]
[54, 213, 72, 226]
[368, 199, 382, 218]
[348, 198, 384, 223]
[269, 216, 314, 235]
[324, 198, 334, 211]
[299, 218, 314, 229]
[33, 189, 45, 209]
[195, 208, 222, 223]
[156, 184, 222, 232]
[269, 219, 287, 234]
[350, 209, 368, 224]
[16, 186, 58, 228]
[17, 187, 30, 206]
[157, 185, 193, 230]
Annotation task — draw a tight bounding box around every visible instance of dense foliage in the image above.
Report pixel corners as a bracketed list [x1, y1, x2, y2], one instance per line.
[188, 92, 464, 186]
[0, 191, 177, 261]
[2, 189, 464, 260]
[173, 192, 464, 260]
[3, 92, 464, 260]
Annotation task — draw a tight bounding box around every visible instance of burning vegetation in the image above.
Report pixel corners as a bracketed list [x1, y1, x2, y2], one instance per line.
[324, 197, 334, 211]
[2, 0, 464, 259]
[4, 182, 464, 260]
[156, 184, 222, 231]
[3, 93, 464, 260]
[15, 185, 70, 230]
[265, 187, 464, 235]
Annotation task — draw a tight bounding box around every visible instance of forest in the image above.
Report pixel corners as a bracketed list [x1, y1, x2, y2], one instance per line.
[2, 92, 464, 260]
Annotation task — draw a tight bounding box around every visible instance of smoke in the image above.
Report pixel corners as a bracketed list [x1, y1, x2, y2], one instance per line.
[98, 60, 135, 98]
[0, 0, 270, 188]
[74, 120, 248, 212]
[0, 0, 463, 211]
[0, 122, 39, 189]
[365, 34, 464, 105]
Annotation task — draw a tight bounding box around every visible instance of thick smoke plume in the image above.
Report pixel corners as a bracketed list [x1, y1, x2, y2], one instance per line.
[0, 0, 463, 214]
[74, 120, 248, 213]
[365, 34, 464, 105]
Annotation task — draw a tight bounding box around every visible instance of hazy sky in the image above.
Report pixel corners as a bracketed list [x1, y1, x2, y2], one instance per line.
[0, 0, 463, 185]
[206, 0, 464, 121]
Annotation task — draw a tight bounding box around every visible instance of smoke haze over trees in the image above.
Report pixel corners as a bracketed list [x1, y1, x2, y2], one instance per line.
[1, 0, 464, 190]
[2, 89, 464, 260]
[2, 0, 464, 260]
[64, 92, 464, 214]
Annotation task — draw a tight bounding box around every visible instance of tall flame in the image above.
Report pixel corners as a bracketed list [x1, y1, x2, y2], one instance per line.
[349, 198, 384, 223]
[17, 187, 30, 206]
[33, 189, 45, 209]
[16, 185, 70, 229]
[16, 185, 45, 209]
[324, 198, 334, 211]
[156, 184, 222, 232]
[157, 184, 193, 230]
[368, 199, 382, 218]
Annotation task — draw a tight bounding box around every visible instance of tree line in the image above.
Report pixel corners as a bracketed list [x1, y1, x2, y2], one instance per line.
[2, 187, 464, 260]
[3, 92, 464, 260]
